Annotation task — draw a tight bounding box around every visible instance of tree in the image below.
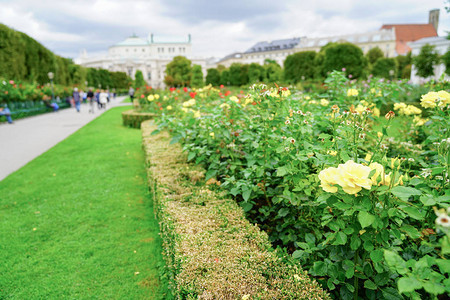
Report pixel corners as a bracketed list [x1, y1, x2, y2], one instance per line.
[220, 70, 230, 86]
[164, 56, 192, 87]
[264, 61, 282, 83]
[134, 70, 146, 88]
[322, 43, 367, 78]
[366, 47, 384, 65]
[413, 44, 440, 78]
[229, 63, 248, 86]
[248, 63, 265, 83]
[190, 64, 204, 88]
[205, 68, 220, 86]
[284, 51, 317, 83]
[395, 52, 412, 79]
[371, 58, 398, 79]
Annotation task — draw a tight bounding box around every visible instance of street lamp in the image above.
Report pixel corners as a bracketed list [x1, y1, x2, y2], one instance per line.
[48, 72, 54, 101]
[389, 69, 395, 81]
[85, 81, 88, 89]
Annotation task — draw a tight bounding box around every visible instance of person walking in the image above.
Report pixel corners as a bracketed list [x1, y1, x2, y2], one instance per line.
[0, 105, 13, 124]
[128, 86, 135, 101]
[87, 88, 95, 113]
[99, 89, 108, 109]
[73, 87, 81, 112]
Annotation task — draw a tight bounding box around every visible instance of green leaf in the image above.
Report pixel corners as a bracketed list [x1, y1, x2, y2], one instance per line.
[276, 166, 288, 176]
[436, 259, 450, 273]
[241, 202, 253, 212]
[278, 207, 289, 217]
[205, 169, 217, 181]
[242, 189, 251, 202]
[350, 235, 361, 250]
[398, 276, 422, 294]
[363, 240, 374, 252]
[312, 261, 327, 276]
[358, 211, 375, 229]
[400, 224, 421, 239]
[384, 250, 408, 275]
[391, 186, 421, 200]
[370, 249, 384, 263]
[381, 287, 403, 300]
[402, 206, 424, 220]
[364, 279, 377, 290]
[345, 267, 355, 279]
[333, 231, 347, 245]
[305, 233, 316, 246]
[187, 151, 196, 161]
[423, 282, 445, 295]
[292, 250, 303, 259]
[327, 278, 336, 290]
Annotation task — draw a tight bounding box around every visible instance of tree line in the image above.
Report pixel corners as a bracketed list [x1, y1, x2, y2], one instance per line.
[164, 41, 450, 88]
[0, 23, 131, 89]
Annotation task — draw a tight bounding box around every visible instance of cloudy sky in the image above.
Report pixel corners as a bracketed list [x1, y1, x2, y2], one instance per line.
[0, 0, 449, 60]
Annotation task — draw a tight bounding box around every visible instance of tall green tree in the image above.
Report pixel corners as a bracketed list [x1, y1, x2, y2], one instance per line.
[322, 42, 367, 78]
[205, 68, 220, 86]
[248, 63, 265, 83]
[190, 64, 204, 88]
[229, 63, 248, 86]
[366, 47, 384, 65]
[134, 70, 146, 88]
[220, 70, 230, 86]
[284, 51, 317, 83]
[164, 56, 192, 87]
[413, 44, 440, 78]
[264, 61, 282, 83]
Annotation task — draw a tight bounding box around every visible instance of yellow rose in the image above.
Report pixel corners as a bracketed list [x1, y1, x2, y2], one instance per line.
[318, 167, 339, 193]
[413, 115, 428, 126]
[209, 132, 215, 138]
[335, 160, 372, 195]
[327, 150, 337, 156]
[320, 99, 329, 106]
[372, 107, 380, 117]
[420, 92, 438, 108]
[154, 94, 160, 99]
[281, 89, 291, 97]
[229, 96, 239, 103]
[147, 95, 155, 101]
[437, 90, 450, 107]
[166, 105, 173, 110]
[383, 172, 403, 187]
[347, 89, 359, 97]
[393, 102, 407, 111]
[355, 104, 366, 115]
[182, 99, 196, 107]
[220, 103, 230, 109]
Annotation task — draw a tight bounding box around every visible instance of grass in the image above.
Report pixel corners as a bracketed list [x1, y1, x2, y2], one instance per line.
[0, 107, 168, 299]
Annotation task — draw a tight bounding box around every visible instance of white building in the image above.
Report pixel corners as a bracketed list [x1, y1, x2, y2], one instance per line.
[77, 34, 210, 88]
[409, 36, 450, 84]
[216, 38, 301, 67]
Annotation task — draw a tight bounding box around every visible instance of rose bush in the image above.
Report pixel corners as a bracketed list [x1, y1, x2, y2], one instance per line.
[143, 71, 449, 299]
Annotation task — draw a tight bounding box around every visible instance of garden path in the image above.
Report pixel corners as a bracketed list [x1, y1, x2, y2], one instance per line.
[0, 96, 130, 181]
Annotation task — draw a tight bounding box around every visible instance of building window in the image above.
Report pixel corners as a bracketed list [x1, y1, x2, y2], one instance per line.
[147, 72, 151, 80]
[142, 48, 145, 52]
[134, 48, 137, 52]
[126, 49, 129, 52]
[127, 68, 132, 76]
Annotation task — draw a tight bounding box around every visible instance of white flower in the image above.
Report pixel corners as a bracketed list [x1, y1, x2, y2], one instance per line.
[436, 214, 450, 227]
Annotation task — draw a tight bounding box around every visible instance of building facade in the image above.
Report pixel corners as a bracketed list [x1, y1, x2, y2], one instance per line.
[216, 38, 301, 67]
[77, 34, 209, 88]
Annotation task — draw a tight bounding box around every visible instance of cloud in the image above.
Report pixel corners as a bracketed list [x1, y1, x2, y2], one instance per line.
[0, 0, 448, 60]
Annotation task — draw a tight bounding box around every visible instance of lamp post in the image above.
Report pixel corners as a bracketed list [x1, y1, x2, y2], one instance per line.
[48, 72, 54, 101]
[85, 81, 88, 89]
[389, 69, 395, 81]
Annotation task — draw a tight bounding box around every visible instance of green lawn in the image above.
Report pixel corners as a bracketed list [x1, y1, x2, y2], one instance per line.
[0, 107, 168, 299]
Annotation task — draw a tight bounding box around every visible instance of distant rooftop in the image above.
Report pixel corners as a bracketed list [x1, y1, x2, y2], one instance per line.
[380, 24, 437, 54]
[112, 33, 191, 47]
[245, 38, 301, 53]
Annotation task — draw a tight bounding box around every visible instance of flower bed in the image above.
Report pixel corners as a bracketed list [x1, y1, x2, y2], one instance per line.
[140, 71, 450, 299]
[141, 120, 328, 299]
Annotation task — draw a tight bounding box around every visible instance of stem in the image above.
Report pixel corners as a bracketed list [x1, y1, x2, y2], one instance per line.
[353, 249, 359, 300]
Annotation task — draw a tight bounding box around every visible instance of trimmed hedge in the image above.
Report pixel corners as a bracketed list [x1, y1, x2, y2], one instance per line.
[141, 121, 329, 299]
[121, 109, 156, 128]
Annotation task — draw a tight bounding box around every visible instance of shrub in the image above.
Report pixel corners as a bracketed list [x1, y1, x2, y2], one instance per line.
[322, 43, 367, 78]
[413, 44, 440, 78]
[164, 56, 192, 87]
[190, 64, 204, 88]
[366, 47, 384, 65]
[205, 68, 220, 86]
[283, 51, 317, 83]
[371, 58, 398, 79]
